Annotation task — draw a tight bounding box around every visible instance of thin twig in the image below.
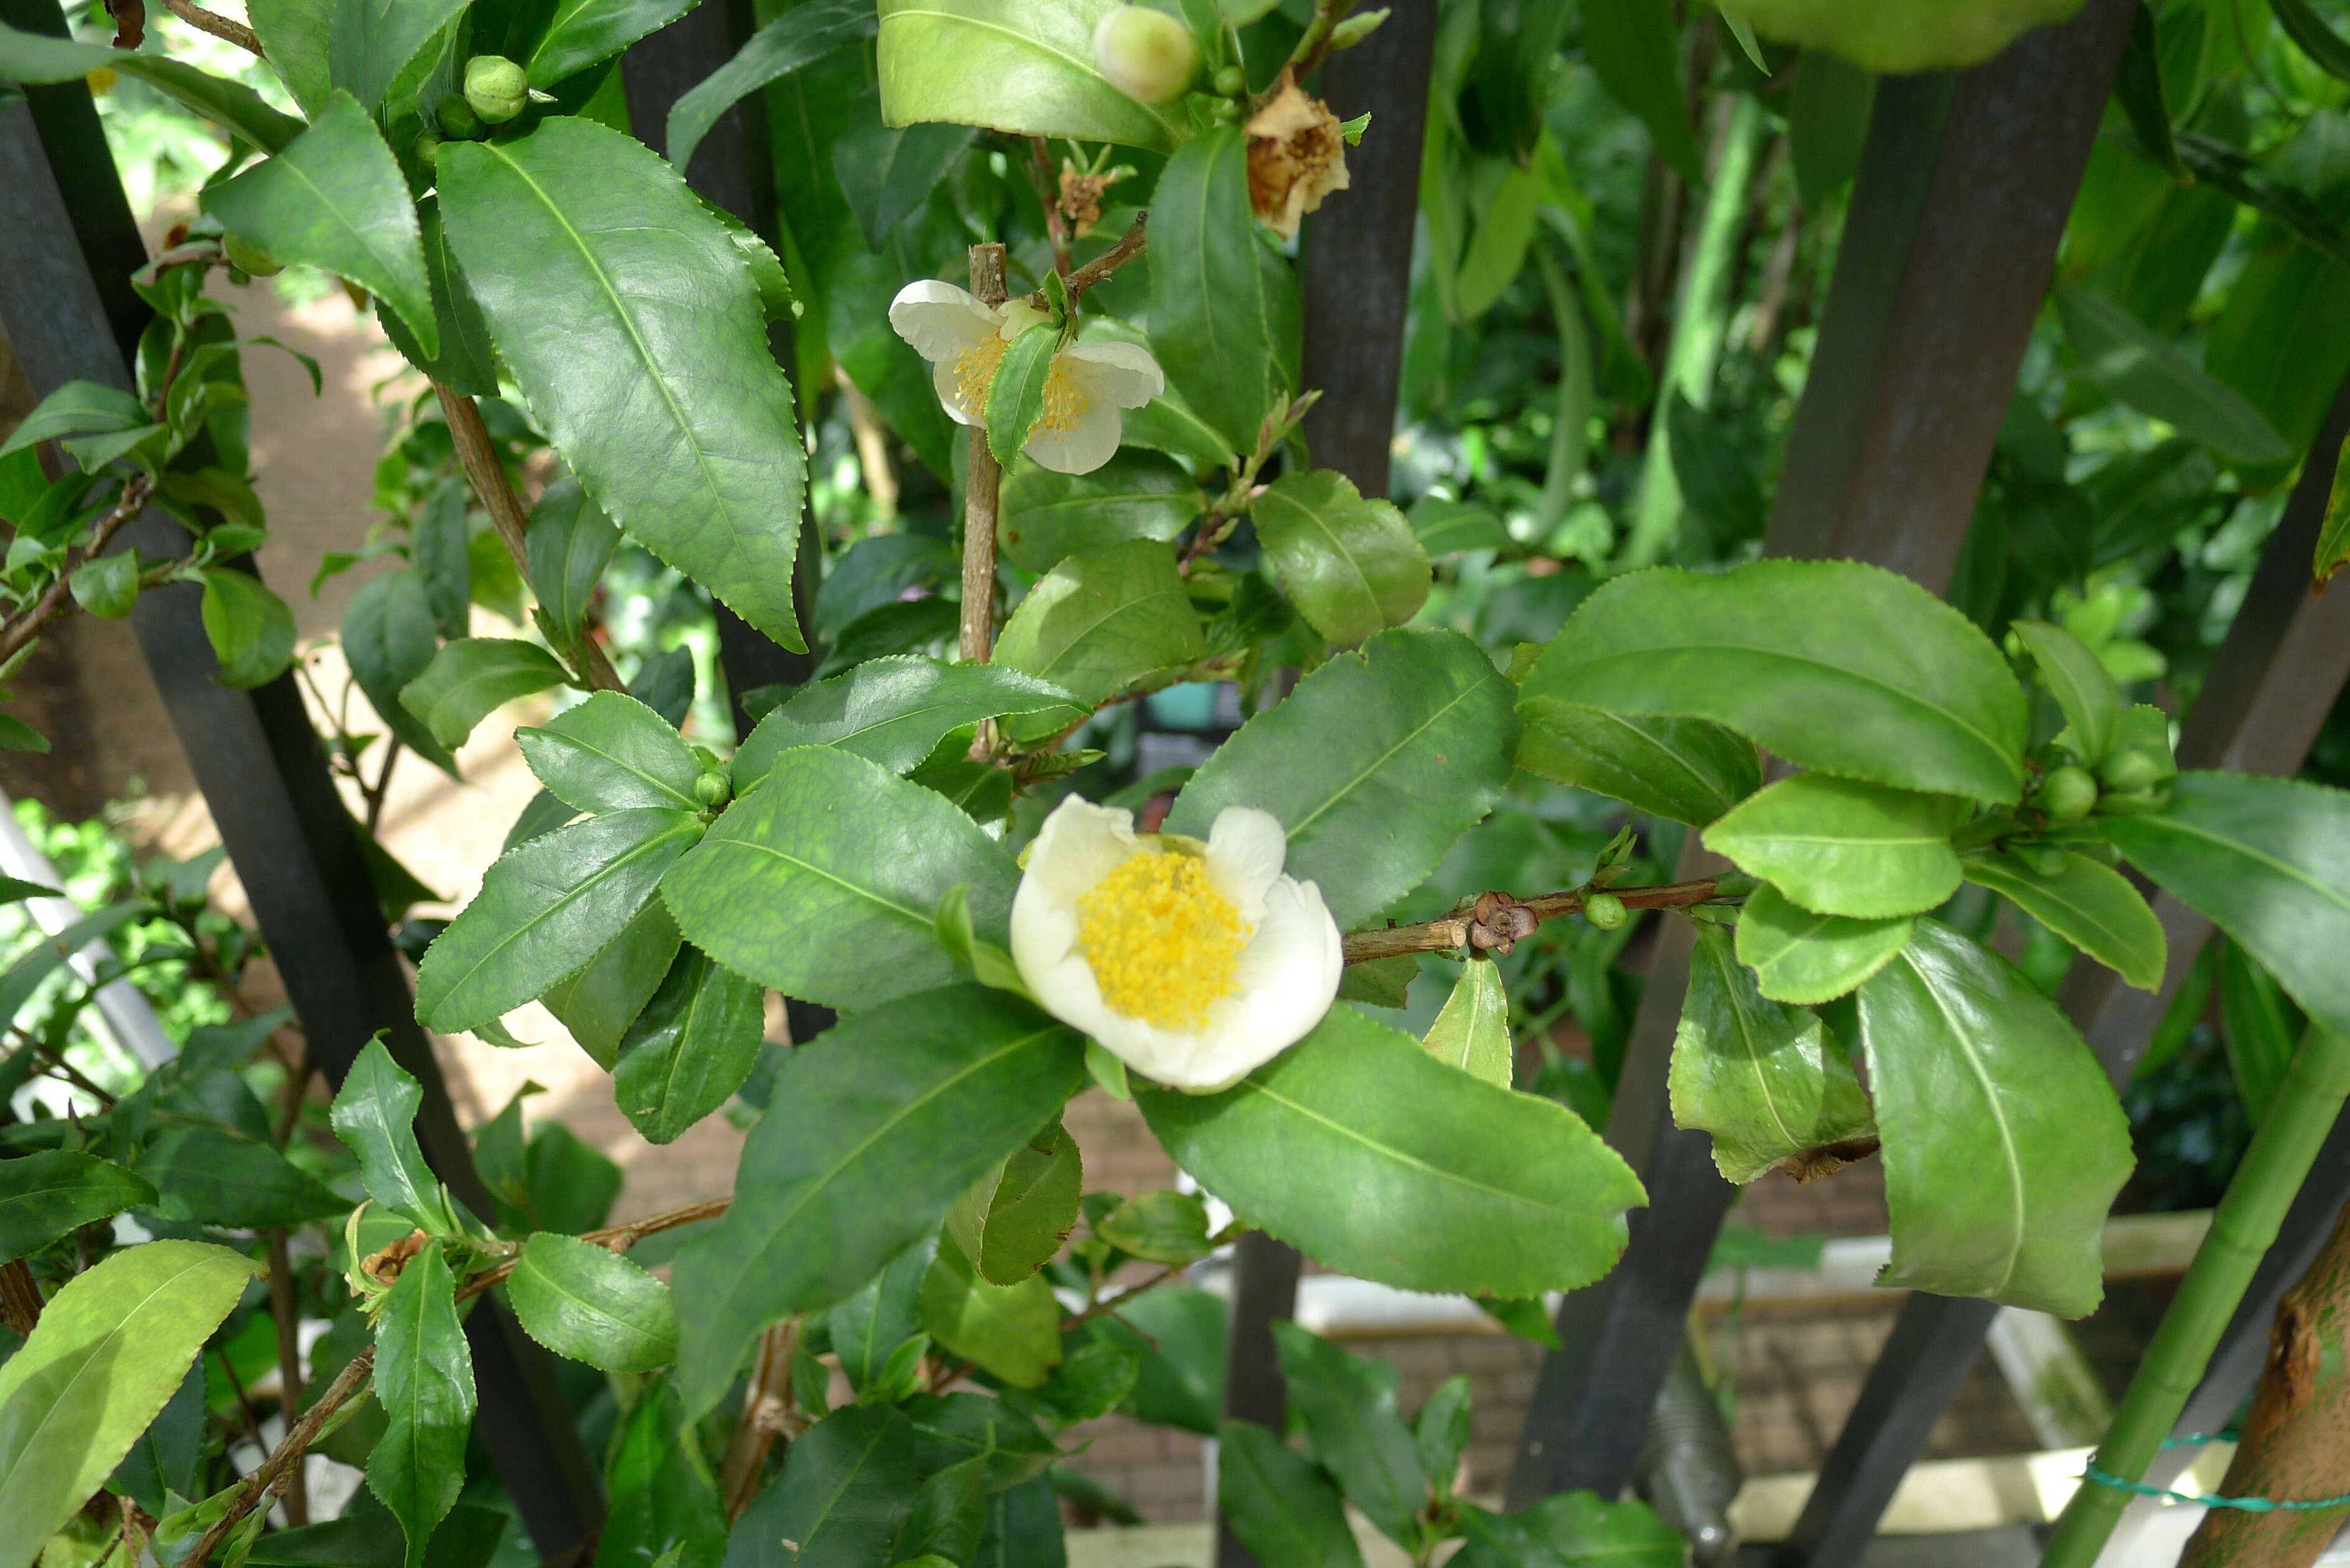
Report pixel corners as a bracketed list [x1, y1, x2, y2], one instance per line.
[718, 1319, 798, 1519]
[1028, 138, 1074, 280]
[159, 0, 261, 55]
[363, 734, 402, 836]
[1048, 212, 1148, 310]
[1285, 0, 1357, 81]
[182, 1348, 374, 1568]
[263, 1230, 309, 1525]
[0, 474, 151, 665]
[962, 243, 1009, 671]
[1341, 878, 1726, 963]
[454, 1196, 731, 1302]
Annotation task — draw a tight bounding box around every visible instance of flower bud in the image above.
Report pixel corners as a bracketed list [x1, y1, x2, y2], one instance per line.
[1212, 64, 1245, 97]
[222, 231, 281, 277]
[436, 91, 485, 141]
[2038, 763, 2098, 824]
[1092, 6, 1199, 105]
[464, 54, 529, 124]
[1583, 890, 1627, 931]
[695, 770, 729, 808]
[1327, 6, 1388, 50]
[2097, 747, 2166, 793]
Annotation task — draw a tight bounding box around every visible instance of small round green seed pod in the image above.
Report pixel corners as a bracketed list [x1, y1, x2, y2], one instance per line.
[2097, 747, 2167, 793]
[1091, 6, 1199, 105]
[1212, 64, 1246, 97]
[222, 232, 281, 277]
[464, 55, 529, 125]
[436, 91, 486, 140]
[2038, 763, 2098, 824]
[1583, 890, 1628, 931]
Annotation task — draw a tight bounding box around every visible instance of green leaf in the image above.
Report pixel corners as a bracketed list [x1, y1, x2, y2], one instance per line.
[985, 323, 1060, 468]
[2320, 428, 2350, 592]
[0, 381, 147, 458]
[517, 691, 701, 814]
[368, 1244, 476, 1568]
[541, 900, 681, 1068]
[1271, 1322, 1424, 1548]
[2205, 243, 2350, 464]
[2054, 286, 2290, 467]
[2174, 131, 2350, 273]
[327, 0, 466, 111]
[439, 118, 810, 651]
[1666, 388, 1767, 541]
[69, 549, 138, 620]
[1148, 128, 1301, 457]
[733, 1405, 919, 1568]
[1582, 0, 1706, 185]
[1415, 1374, 1474, 1496]
[525, 477, 620, 655]
[828, 1238, 935, 1393]
[991, 537, 1205, 709]
[2221, 941, 2300, 1125]
[411, 479, 470, 642]
[0, 1152, 154, 1265]
[1703, 773, 1963, 920]
[0, 1241, 260, 1568]
[199, 569, 296, 688]
[1670, 926, 1876, 1183]
[0, 22, 303, 150]
[414, 807, 703, 1032]
[246, 0, 332, 115]
[138, 1126, 349, 1228]
[2100, 772, 2350, 1038]
[664, 747, 1018, 1011]
[1422, 956, 1512, 1088]
[244, 1508, 508, 1568]
[1514, 701, 1760, 826]
[2274, 0, 2350, 78]
[1455, 1493, 1683, 1567]
[2112, 0, 2182, 179]
[947, 1121, 1082, 1285]
[507, 1232, 678, 1373]
[815, 534, 958, 642]
[202, 93, 436, 357]
[1094, 1188, 1212, 1264]
[0, 902, 140, 1029]
[1525, 559, 2029, 803]
[1141, 1006, 1643, 1297]
[669, 984, 1084, 1416]
[612, 946, 765, 1144]
[343, 571, 461, 777]
[666, 0, 876, 172]
[833, 118, 976, 250]
[1250, 469, 1432, 648]
[1858, 920, 2132, 1317]
[1733, 882, 1912, 1005]
[973, 1473, 1067, 1566]
[736, 656, 1083, 782]
[1409, 497, 1511, 558]
[398, 637, 571, 752]
[1337, 953, 1416, 1010]
[1789, 50, 1873, 203]
[901, 1390, 1060, 1490]
[2013, 618, 2120, 765]
[1167, 628, 1518, 928]
[1215, 1420, 1365, 1568]
[330, 1037, 456, 1232]
[998, 449, 1202, 574]
[920, 1236, 1062, 1387]
[875, 0, 1186, 152]
[527, 0, 693, 86]
[1960, 847, 2165, 991]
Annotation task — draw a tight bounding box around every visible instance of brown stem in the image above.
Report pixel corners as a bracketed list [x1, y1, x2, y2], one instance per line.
[1286, 0, 1356, 80]
[718, 1319, 798, 1518]
[182, 1348, 374, 1568]
[274, 1038, 311, 1149]
[0, 1258, 43, 1333]
[1341, 878, 1726, 963]
[159, 0, 261, 55]
[1050, 212, 1148, 310]
[363, 734, 402, 836]
[962, 243, 1008, 671]
[263, 1231, 309, 1526]
[430, 381, 624, 694]
[215, 1343, 268, 1455]
[455, 1196, 731, 1302]
[1028, 138, 1074, 280]
[0, 474, 151, 665]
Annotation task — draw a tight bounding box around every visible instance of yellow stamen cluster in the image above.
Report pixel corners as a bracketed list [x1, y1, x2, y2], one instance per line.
[1077, 851, 1248, 1029]
[953, 335, 1009, 414]
[1037, 360, 1092, 435]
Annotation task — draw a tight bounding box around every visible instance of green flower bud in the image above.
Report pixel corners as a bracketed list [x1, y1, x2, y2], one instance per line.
[222, 231, 281, 278]
[436, 91, 486, 141]
[1583, 890, 1627, 931]
[1212, 97, 1245, 124]
[414, 130, 442, 170]
[464, 54, 529, 124]
[2097, 747, 2167, 793]
[1091, 6, 1199, 105]
[1212, 64, 1247, 97]
[1328, 6, 1388, 50]
[695, 770, 729, 808]
[2038, 763, 2098, 824]
[2095, 784, 2173, 816]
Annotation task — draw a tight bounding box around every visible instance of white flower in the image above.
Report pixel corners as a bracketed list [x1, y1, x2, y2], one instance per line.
[1011, 795, 1343, 1093]
[887, 281, 1164, 475]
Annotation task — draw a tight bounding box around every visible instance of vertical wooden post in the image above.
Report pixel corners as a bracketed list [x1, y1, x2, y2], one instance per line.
[963, 245, 1009, 666]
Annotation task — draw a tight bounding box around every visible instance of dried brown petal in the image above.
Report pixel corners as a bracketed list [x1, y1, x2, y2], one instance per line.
[1243, 72, 1350, 240]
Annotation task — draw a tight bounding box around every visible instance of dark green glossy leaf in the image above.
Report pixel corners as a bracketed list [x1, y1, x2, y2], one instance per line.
[664, 746, 1016, 1010]
[612, 946, 765, 1144]
[971, 1473, 1065, 1568]
[727, 1405, 918, 1568]
[1141, 1007, 1643, 1297]
[1250, 469, 1431, 647]
[330, 1037, 454, 1232]
[244, 1505, 508, 1567]
[343, 570, 461, 777]
[327, 0, 467, 111]
[1514, 700, 1759, 826]
[542, 900, 681, 1068]
[1215, 1420, 1364, 1568]
[735, 656, 1082, 782]
[368, 1244, 475, 1568]
[2206, 242, 2350, 462]
[518, 691, 701, 813]
[813, 533, 957, 642]
[528, 0, 695, 86]
[139, 1126, 348, 1228]
[875, 0, 1185, 152]
[0, 1151, 154, 1264]
[1168, 628, 1518, 928]
[998, 449, 1202, 574]
[2013, 618, 2120, 765]
[0, 22, 302, 150]
[1583, 0, 1705, 182]
[597, 1377, 726, 1568]
[827, 1237, 935, 1393]
[398, 637, 571, 752]
[1788, 49, 1873, 204]
[833, 118, 975, 250]
[1858, 920, 2132, 1317]
[670, 984, 1084, 1416]
[508, 1232, 677, 1372]
[525, 477, 621, 655]
[411, 479, 470, 641]
[199, 569, 296, 688]
[1272, 1322, 1423, 1547]
[667, 0, 874, 172]
[1148, 128, 1301, 456]
[2113, 0, 2182, 178]
[378, 197, 500, 397]
[994, 537, 1204, 711]
[1733, 882, 1912, 1005]
[1961, 847, 2165, 991]
[1704, 773, 1963, 920]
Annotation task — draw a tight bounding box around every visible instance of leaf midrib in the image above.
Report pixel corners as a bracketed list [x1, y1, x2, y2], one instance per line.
[1894, 950, 2027, 1297]
[1286, 669, 1489, 839]
[879, 6, 1181, 142]
[1262, 487, 1381, 630]
[1702, 939, 1804, 1154]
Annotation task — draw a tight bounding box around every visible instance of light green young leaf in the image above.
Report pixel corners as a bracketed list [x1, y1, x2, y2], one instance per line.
[1515, 699, 1760, 826]
[330, 1037, 456, 1233]
[439, 118, 809, 651]
[2012, 618, 2120, 765]
[664, 747, 1018, 1011]
[1858, 920, 2133, 1317]
[1217, 1420, 1365, 1568]
[736, 656, 1082, 782]
[993, 538, 1205, 711]
[0, 381, 147, 457]
[541, 900, 680, 1068]
[920, 1236, 1062, 1387]
[1141, 1007, 1644, 1297]
[507, 1232, 678, 1372]
[398, 637, 572, 752]
[1095, 1189, 1212, 1265]
[670, 984, 1084, 1416]
[0, 22, 303, 150]
[0, 1152, 154, 1264]
[612, 946, 765, 1144]
[368, 1244, 475, 1568]
[202, 93, 436, 357]
[517, 691, 701, 814]
[1422, 955, 1512, 1088]
[245, 0, 330, 114]
[1168, 628, 1517, 928]
[1670, 926, 1875, 1183]
[2055, 286, 2290, 466]
[414, 807, 703, 1032]
[0, 1241, 260, 1568]
[1524, 559, 2030, 803]
[985, 324, 1060, 469]
[875, 0, 1186, 152]
[1250, 469, 1432, 647]
[2320, 427, 2350, 591]
[1148, 128, 1301, 456]
[1733, 882, 1912, 1005]
[1960, 847, 2165, 991]
[1703, 773, 1964, 920]
[999, 449, 1202, 574]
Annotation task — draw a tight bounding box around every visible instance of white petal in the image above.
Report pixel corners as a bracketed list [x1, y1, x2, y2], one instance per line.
[1060, 341, 1165, 409]
[1220, 876, 1342, 1056]
[932, 355, 982, 426]
[1026, 795, 1143, 902]
[1204, 806, 1286, 929]
[889, 280, 998, 363]
[1024, 400, 1125, 475]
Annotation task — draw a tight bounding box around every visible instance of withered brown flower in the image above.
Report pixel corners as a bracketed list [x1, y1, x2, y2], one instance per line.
[1245, 72, 1351, 241]
[1058, 168, 1111, 240]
